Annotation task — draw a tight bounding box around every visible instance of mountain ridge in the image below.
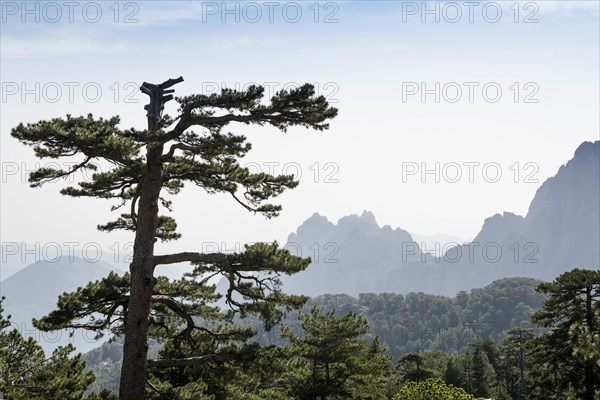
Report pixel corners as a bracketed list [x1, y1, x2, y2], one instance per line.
[283, 140, 600, 296]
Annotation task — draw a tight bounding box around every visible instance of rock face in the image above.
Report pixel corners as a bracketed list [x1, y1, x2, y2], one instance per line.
[472, 212, 526, 246]
[281, 210, 422, 296]
[524, 141, 600, 278]
[284, 141, 600, 296]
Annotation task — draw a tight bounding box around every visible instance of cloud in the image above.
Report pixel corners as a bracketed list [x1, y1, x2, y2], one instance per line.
[535, 1, 600, 16]
[0, 30, 134, 58]
[133, 2, 208, 26]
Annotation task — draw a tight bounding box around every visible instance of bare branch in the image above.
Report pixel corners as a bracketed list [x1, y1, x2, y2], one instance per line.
[158, 76, 184, 90]
[230, 191, 258, 213]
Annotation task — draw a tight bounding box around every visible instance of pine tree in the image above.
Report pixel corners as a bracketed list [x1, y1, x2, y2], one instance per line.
[443, 358, 464, 388]
[348, 337, 398, 399]
[529, 268, 600, 400]
[0, 297, 95, 399]
[397, 353, 435, 384]
[471, 348, 495, 398]
[282, 307, 391, 399]
[499, 327, 534, 399]
[12, 77, 337, 399]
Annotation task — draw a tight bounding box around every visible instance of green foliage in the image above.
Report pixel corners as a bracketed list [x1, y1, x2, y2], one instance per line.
[443, 358, 464, 389]
[85, 389, 120, 400]
[0, 297, 96, 399]
[470, 347, 496, 398]
[283, 307, 393, 400]
[393, 378, 475, 400]
[396, 353, 435, 384]
[34, 242, 310, 343]
[72, 275, 551, 397]
[33, 271, 130, 338]
[529, 268, 600, 400]
[31, 242, 311, 399]
[498, 327, 534, 400]
[250, 277, 545, 359]
[9, 79, 341, 398]
[12, 84, 338, 235]
[82, 338, 124, 393]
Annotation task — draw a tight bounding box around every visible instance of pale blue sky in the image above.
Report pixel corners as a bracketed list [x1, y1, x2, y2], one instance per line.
[1, 1, 599, 259]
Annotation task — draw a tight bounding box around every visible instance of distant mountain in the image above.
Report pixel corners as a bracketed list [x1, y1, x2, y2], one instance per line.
[0, 256, 120, 353]
[1, 242, 129, 281]
[409, 233, 469, 257]
[0, 242, 40, 280]
[524, 141, 600, 275]
[280, 210, 429, 296]
[283, 141, 600, 296]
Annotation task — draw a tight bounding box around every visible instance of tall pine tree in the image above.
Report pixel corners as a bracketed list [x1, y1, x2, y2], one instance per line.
[530, 269, 600, 400]
[12, 77, 337, 399]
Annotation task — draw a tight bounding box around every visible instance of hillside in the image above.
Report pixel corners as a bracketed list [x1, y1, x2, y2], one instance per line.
[82, 276, 547, 392]
[0, 256, 120, 353]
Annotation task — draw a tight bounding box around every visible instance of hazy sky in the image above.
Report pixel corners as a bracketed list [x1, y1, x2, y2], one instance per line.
[1, 1, 599, 262]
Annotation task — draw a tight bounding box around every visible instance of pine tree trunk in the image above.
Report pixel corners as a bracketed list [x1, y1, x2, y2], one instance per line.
[119, 144, 163, 399]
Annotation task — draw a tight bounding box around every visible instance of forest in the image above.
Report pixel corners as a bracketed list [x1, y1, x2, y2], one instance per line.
[1, 269, 599, 399]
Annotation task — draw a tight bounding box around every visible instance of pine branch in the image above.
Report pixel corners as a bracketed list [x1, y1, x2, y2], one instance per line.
[147, 354, 234, 368]
[153, 252, 227, 266]
[168, 84, 338, 139]
[159, 142, 207, 161]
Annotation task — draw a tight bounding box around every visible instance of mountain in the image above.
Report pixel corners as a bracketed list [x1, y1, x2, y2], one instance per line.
[410, 233, 469, 257]
[284, 141, 600, 296]
[1, 242, 130, 281]
[0, 242, 41, 280]
[524, 140, 600, 275]
[0, 256, 120, 353]
[280, 210, 428, 296]
[384, 141, 600, 294]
